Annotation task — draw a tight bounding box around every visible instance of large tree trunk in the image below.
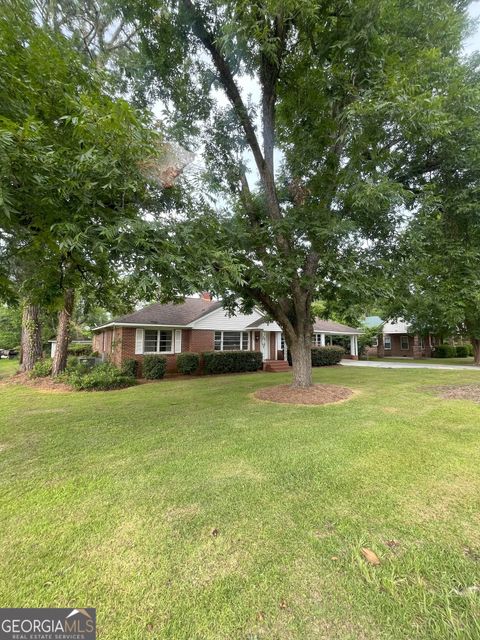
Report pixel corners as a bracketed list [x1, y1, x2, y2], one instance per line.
[289, 338, 313, 388]
[52, 288, 75, 376]
[20, 303, 43, 372]
[471, 338, 480, 366]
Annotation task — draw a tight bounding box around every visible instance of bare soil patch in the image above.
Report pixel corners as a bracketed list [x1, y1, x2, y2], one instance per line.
[428, 384, 480, 404]
[2, 373, 72, 393]
[254, 383, 353, 406]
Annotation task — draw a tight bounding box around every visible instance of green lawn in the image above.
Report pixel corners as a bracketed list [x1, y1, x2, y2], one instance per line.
[1, 366, 480, 639]
[367, 356, 476, 366]
[0, 358, 19, 379]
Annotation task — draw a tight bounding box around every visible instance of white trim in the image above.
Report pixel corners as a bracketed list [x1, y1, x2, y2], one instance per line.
[94, 322, 188, 331]
[93, 323, 362, 336]
[174, 329, 182, 353]
[143, 328, 175, 355]
[313, 330, 362, 336]
[135, 328, 144, 355]
[260, 331, 270, 360]
[214, 330, 249, 351]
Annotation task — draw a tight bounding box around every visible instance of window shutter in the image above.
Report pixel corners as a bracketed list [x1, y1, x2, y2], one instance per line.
[174, 329, 182, 353]
[135, 328, 144, 355]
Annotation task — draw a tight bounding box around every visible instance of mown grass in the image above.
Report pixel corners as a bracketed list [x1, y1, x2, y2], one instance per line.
[367, 356, 476, 366]
[0, 358, 18, 379]
[1, 365, 480, 639]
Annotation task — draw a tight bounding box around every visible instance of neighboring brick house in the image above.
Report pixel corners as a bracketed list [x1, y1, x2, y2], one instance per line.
[92, 294, 362, 376]
[363, 317, 436, 358]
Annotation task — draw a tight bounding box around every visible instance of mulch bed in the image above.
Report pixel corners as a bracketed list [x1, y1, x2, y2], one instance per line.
[1, 373, 72, 393]
[428, 384, 480, 404]
[254, 383, 353, 405]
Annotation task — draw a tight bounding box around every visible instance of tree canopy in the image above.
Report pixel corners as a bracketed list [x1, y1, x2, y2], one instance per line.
[388, 55, 480, 361]
[0, 1, 166, 370]
[115, 0, 473, 385]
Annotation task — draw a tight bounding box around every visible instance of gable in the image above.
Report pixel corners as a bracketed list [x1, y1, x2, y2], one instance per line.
[190, 306, 264, 330]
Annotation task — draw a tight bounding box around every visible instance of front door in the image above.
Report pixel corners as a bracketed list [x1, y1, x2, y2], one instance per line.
[260, 331, 270, 360]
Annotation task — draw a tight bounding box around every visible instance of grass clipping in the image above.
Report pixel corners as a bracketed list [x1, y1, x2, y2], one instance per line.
[429, 384, 480, 403]
[254, 383, 353, 405]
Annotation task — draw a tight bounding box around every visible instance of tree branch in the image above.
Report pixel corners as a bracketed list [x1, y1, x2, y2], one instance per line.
[179, 0, 290, 256]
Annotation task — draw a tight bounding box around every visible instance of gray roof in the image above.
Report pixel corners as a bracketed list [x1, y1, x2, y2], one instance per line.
[247, 316, 270, 328]
[104, 298, 222, 327]
[248, 315, 361, 334]
[94, 300, 361, 334]
[313, 318, 362, 334]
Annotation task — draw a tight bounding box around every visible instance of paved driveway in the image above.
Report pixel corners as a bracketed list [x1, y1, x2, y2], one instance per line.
[341, 359, 480, 371]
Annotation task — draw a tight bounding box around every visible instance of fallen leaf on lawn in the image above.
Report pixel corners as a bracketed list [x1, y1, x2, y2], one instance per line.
[331, 556, 339, 561]
[464, 547, 480, 562]
[385, 540, 400, 548]
[454, 585, 480, 596]
[279, 600, 287, 609]
[256, 611, 265, 622]
[211, 528, 219, 537]
[146, 623, 154, 632]
[361, 548, 380, 565]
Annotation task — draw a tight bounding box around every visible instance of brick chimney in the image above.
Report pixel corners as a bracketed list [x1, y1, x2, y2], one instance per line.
[200, 291, 212, 301]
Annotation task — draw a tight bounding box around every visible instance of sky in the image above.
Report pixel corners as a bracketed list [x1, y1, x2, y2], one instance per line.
[465, 1, 480, 53]
[173, 2, 480, 187]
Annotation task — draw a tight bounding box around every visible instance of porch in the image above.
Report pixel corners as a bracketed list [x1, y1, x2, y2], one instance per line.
[249, 327, 360, 363]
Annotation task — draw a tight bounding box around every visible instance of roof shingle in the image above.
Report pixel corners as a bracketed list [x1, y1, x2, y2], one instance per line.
[109, 298, 222, 326]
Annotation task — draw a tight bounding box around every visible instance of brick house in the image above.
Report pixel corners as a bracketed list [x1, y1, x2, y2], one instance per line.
[364, 317, 435, 358]
[92, 295, 362, 376]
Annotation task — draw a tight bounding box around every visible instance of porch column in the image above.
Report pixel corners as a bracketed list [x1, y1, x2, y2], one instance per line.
[350, 335, 358, 359]
[320, 333, 325, 346]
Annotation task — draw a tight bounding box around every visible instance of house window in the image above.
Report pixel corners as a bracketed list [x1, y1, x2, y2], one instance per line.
[214, 331, 249, 351]
[280, 333, 285, 351]
[312, 334, 323, 347]
[420, 336, 425, 349]
[400, 335, 409, 350]
[144, 329, 173, 353]
[384, 335, 392, 350]
[372, 336, 378, 347]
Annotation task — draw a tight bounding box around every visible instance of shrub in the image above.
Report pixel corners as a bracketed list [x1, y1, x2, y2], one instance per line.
[66, 363, 136, 391]
[143, 355, 167, 379]
[176, 352, 200, 375]
[67, 342, 92, 356]
[67, 356, 96, 373]
[467, 343, 474, 357]
[455, 345, 469, 358]
[287, 345, 345, 367]
[433, 344, 456, 358]
[312, 345, 345, 366]
[121, 358, 138, 377]
[202, 350, 263, 374]
[29, 359, 52, 378]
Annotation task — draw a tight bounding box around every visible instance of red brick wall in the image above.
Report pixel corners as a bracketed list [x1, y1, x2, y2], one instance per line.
[188, 330, 215, 353]
[92, 333, 102, 354]
[379, 334, 432, 358]
[112, 327, 215, 377]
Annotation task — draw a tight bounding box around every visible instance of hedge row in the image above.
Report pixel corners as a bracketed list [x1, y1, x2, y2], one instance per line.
[203, 350, 263, 374]
[143, 355, 167, 379]
[433, 344, 473, 358]
[66, 363, 136, 391]
[176, 352, 200, 374]
[287, 345, 345, 367]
